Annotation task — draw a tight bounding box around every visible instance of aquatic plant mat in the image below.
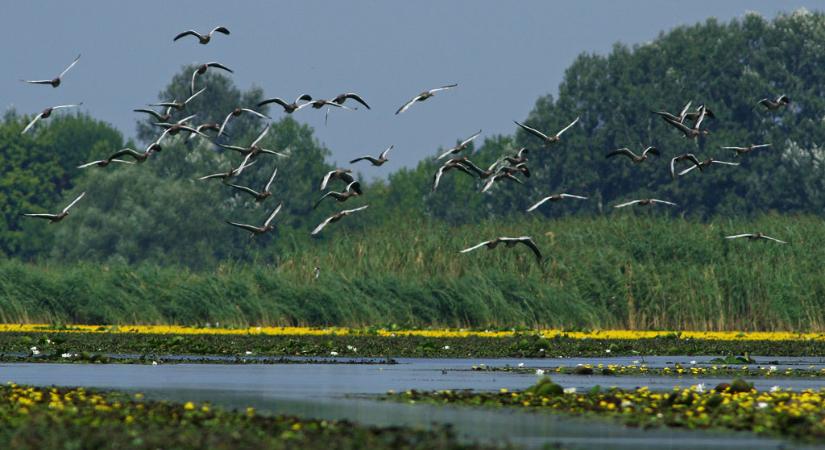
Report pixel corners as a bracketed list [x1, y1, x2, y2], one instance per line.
[0, 384, 506, 450]
[0, 327, 824, 362]
[384, 378, 825, 442]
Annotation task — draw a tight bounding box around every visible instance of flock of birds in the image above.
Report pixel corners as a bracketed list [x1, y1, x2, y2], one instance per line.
[18, 26, 792, 267]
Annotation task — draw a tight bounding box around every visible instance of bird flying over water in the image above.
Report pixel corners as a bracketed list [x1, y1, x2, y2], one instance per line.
[460, 236, 542, 263]
[22, 192, 85, 223]
[350, 145, 393, 166]
[311, 205, 369, 236]
[21, 54, 80, 88]
[395, 84, 457, 115]
[21, 104, 83, 134]
[514, 117, 579, 146]
[173, 26, 230, 44]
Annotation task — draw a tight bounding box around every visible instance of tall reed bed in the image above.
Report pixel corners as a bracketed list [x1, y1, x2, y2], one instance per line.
[1, 214, 822, 330]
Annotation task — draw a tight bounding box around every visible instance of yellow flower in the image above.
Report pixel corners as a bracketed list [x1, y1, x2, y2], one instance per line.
[184, 401, 195, 410]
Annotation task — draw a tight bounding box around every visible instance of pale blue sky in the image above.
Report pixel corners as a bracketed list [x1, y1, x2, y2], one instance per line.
[2, 1, 820, 175]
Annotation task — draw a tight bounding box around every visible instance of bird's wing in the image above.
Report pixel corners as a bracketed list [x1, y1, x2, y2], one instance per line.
[606, 148, 635, 159]
[460, 130, 482, 147]
[58, 54, 81, 78]
[436, 147, 456, 160]
[349, 156, 372, 164]
[52, 103, 82, 110]
[216, 144, 248, 152]
[341, 93, 370, 109]
[149, 101, 178, 108]
[111, 159, 134, 165]
[761, 235, 787, 244]
[654, 111, 681, 122]
[133, 109, 163, 120]
[480, 176, 497, 193]
[241, 108, 269, 119]
[614, 200, 640, 208]
[432, 166, 447, 192]
[757, 98, 769, 107]
[198, 173, 225, 180]
[296, 94, 313, 103]
[218, 112, 234, 136]
[429, 83, 458, 93]
[559, 194, 588, 199]
[526, 196, 552, 212]
[260, 149, 288, 158]
[176, 113, 197, 124]
[22, 213, 58, 220]
[752, 144, 772, 149]
[185, 87, 207, 104]
[513, 120, 549, 140]
[554, 116, 580, 137]
[725, 234, 753, 240]
[226, 221, 260, 233]
[320, 171, 336, 191]
[22, 79, 54, 85]
[395, 95, 420, 115]
[61, 192, 86, 213]
[678, 164, 700, 176]
[107, 148, 140, 160]
[258, 97, 288, 109]
[694, 107, 707, 129]
[190, 70, 198, 95]
[460, 241, 491, 253]
[721, 146, 746, 150]
[211, 26, 230, 35]
[263, 202, 283, 227]
[264, 167, 278, 191]
[251, 124, 270, 148]
[342, 205, 369, 215]
[642, 146, 659, 157]
[77, 160, 105, 168]
[313, 192, 337, 209]
[311, 216, 336, 235]
[21, 113, 44, 134]
[662, 116, 692, 135]
[378, 145, 393, 159]
[711, 161, 740, 166]
[650, 199, 677, 206]
[227, 184, 260, 197]
[516, 238, 543, 262]
[173, 30, 201, 41]
[206, 62, 233, 72]
[233, 155, 257, 175]
[678, 101, 692, 120]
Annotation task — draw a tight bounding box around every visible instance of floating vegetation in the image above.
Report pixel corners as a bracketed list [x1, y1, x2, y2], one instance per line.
[0, 384, 502, 450]
[1, 331, 825, 359]
[469, 362, 825, 378]
[386, 378, 825, 442]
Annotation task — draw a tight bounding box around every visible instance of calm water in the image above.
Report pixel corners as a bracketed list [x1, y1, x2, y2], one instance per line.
[1, 357, 823, 449]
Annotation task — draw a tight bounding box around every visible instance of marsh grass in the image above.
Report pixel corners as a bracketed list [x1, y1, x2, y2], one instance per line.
[2, 214, 823, 330]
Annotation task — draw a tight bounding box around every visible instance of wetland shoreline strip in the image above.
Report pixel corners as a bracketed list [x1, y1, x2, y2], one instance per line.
[1, 330, 824, 359]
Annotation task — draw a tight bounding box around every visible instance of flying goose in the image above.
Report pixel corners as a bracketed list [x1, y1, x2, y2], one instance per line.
[21, 54, 80, 88]
[683, 104, 715, 123]
[217, 125, 287, 160]
[721, 144, 771, 157]
[257, 94, 313, 113]
[134, 106, 173, 123]
[187, 122, 227, 140]
[436, 130, 482, 160]
[662, 106, 709, 139]
[432, 158, 477, 192]
[173, 26, 230, 44]
[678, 157, 739, 176]
[653, 101, 692, 124]
[21, 103, 83, 134]
[313, 181, 360, 209]
[190, 62, 233, 95]
[758, 95, 790, 111]
[504, 148, 529, 165]
[395, 84, 457, 115]
[460, 158, 503, 179]
[228, 166, 278, 202]
[332, 93, 370, 109]
[77, 159, 134, 169]
[22, 192, 85, 223]
[198, 158, 257, 182]
[724, 233, 787, 244]
[526, 194, 588, 212]
[670, 153, 703, 179]
[350, 145, 393, 166]
[460, 236, 542, 263]
[480, 168, 525, 193]
[606, 146, 659, 163]
[226, 203, 283, 237]
[614, 198, 677, 208]
[218, 107, 270, 136]
[106, 142, 161, 163]
[155, 115, 208, 142]
[514, 117, 579, 146]
[311, 205, 369, 236]
[150, 87, 205, 111]
[320, 169, 362, 194]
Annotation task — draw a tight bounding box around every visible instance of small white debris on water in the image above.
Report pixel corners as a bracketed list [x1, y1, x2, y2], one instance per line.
[563, 387, 577, 394]
[517, 363, 524, 367]
[330, 351, 339, 356]
[244, 351, 252, 355]
[535, 369, 545, 376]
